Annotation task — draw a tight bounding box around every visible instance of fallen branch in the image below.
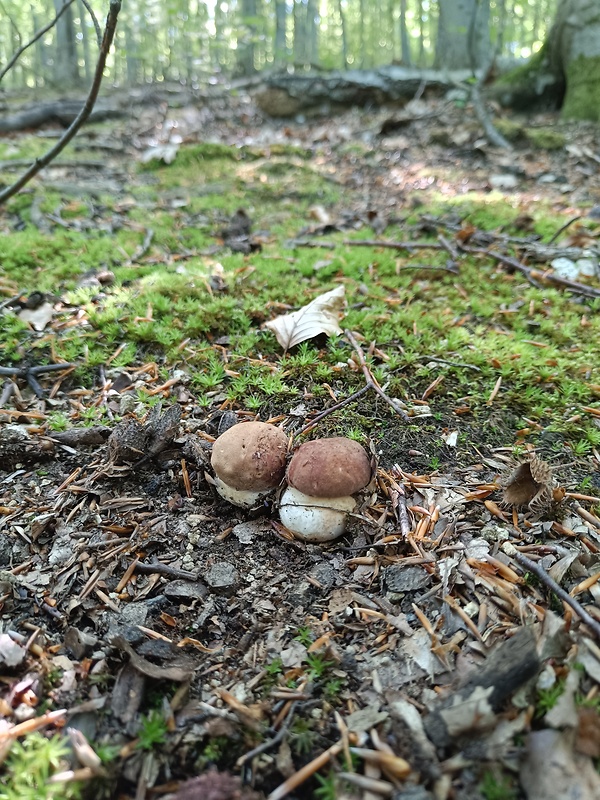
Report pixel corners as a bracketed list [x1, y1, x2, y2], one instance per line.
[505, 545, 600, 641]
[464, 246, 600, 300]
[345, 330, 411, 422]
[0, 0, 122, 207]
[294, 331, 410, 437]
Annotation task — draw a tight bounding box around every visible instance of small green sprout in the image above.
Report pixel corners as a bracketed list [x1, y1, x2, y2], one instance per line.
[137, 711, 168, 751]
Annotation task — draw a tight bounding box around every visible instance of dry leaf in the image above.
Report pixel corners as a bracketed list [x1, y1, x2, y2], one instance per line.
[264, 285, 345, 350]
[140, 142, 180, 164]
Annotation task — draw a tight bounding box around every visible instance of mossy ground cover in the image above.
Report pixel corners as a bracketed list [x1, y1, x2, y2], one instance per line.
[1, 131, 599, 482]
[2, 107, 600, 800]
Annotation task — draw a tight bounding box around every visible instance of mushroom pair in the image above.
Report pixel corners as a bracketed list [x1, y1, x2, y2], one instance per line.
[210, 421, 372, 542]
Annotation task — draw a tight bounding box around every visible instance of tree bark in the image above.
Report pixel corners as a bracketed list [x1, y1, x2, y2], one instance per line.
[274, 0, 287, 66]
[53, 0, 80, 87]
[399, 0, 412, 66]
[493, 0, 600, 121]
[435, 0, 489, 71]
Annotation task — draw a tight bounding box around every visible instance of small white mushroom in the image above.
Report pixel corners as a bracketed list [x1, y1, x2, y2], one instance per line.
[210, 421, 288, 508]
[279, 437, 373, 542]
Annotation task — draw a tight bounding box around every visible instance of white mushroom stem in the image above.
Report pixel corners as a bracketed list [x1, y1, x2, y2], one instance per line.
[214, 477, 272, 509]
[279, 487, 356, 542]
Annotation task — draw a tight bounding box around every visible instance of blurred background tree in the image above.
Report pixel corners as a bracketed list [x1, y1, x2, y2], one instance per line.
[0, 0, 558, 88]
[1, 0, 597, 121]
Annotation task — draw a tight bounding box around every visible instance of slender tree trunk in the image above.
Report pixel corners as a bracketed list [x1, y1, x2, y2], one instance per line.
[274, 0, 287, 65]
[337, 0, 349, 69]
[417, 0, 425, 65]
[293, 0, 306, 66]
[400, 0, 412, 65]
[237, 0, 257, 75]
[306, 0, 318, 65]
[435, 0, 489, 70]
[359, 0, 366, 67]
[53, 0, 80, 87]
[79, 0, 91, 83]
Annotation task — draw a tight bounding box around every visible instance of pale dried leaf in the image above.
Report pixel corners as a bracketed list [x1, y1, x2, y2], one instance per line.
[264, 285, 345, 350]
[140, 142, 180, 165]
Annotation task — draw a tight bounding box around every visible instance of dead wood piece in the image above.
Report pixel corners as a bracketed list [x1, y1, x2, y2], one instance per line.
[423, 626, 539, 748]
[0, 101, 125, 134]
[50, 426, 111, 447]
[255, 66, 481, 117]
[105, 403, 182, 467]
[111, 635, 195, 682]
[0, 362, 76, 399]
[0, 426, 54, 470]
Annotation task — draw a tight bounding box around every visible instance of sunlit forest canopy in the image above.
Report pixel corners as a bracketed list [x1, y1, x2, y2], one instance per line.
[0, 0, 558, 89]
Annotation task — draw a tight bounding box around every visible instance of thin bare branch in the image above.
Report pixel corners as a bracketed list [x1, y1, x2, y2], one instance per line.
[80, 0, 103, 47]
[0, 1, 122, 208]
[510, 548, 600, 641]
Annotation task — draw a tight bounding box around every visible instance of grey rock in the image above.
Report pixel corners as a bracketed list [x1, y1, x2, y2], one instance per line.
[205, 562, 238, 595]
[384, 564, 431, 594]
[163, 579, 207, 602]
[309, 562, 337, 590]
[64, 627, 99, 660]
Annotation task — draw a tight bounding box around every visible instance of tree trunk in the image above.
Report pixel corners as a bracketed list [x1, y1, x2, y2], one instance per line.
[399, 0, 412, 66]
[494, 0, 600, 121]
[53, 0, 80, 88]
[417, 0, 425, 66]
[337, 0, 349, 69]
[274, 0, 287, 66]
[79, 0, 91, 83]
[435, 0, 488, 70]
[549, 0, 600, 119]
[237, 0, 257, 75]
[293, 0, 306, 66]
[306, 0, 319, 66]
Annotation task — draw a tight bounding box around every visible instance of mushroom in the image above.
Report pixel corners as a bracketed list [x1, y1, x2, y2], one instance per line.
[210, 421, 288, 508]
[279, 437, 373, 542]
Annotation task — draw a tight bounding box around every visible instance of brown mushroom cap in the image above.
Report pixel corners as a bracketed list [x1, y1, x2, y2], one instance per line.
[211, 421, 288, 492]
[287, 437, 372, 498]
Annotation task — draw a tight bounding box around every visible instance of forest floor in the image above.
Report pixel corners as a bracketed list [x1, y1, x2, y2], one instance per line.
[1, 85, 600, 800]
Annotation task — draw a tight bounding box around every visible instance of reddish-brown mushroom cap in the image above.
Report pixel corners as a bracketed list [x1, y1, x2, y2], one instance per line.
[287, 437, 372, 498]
[211, 421, 288, 492]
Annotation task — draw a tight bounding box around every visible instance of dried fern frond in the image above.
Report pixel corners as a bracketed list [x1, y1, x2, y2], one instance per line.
[500, 456, 555, 512]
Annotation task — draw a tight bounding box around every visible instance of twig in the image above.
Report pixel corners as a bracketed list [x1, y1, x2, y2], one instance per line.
[464, 245, 600, 300]
[268, 741, 343, 800]
[546, 215, 582, 246]
[342, 238, 446, 251]
[421, 356, 481, 372]
[345, 330, 410, 422]
[295, 386, 370, 437]
[0, 0, 78, 84]
[0, 0, 122, 207]
[389, 468, 412, 538]
[507, 547, 600, 641]
[470, 83, 512, 150]
[236, 702, 297, 767]
[133, 561, 198, 581]
[80, 0, 102, 47]
[0, 362, 76, 399]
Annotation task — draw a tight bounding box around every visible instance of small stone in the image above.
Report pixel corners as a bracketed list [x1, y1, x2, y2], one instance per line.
[64, 627, 99, 660]
[163, 580, 207, 602]
[384, 565, 431, 594]
[308, 562, 336, 590]
[205, 562, 238, 595]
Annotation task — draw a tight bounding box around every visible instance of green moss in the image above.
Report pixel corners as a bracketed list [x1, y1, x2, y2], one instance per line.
[562, 55, 600, 121]
[494, 118, 526, 143]
[524, 127, 566, 149]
